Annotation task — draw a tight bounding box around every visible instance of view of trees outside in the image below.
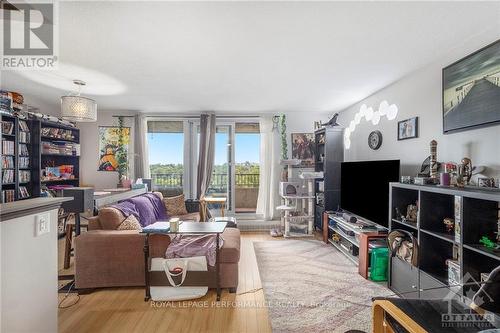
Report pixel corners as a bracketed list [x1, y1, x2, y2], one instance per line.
[150, 162, 260, 188]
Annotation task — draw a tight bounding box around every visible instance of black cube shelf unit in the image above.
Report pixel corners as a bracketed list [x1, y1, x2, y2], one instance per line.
[389, 182, 500, 300]
[1, 113, 80, 203]
[314, 127, 344, 230]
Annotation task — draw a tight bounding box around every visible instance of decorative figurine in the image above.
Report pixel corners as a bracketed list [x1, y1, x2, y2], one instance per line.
[429, 140, 438, 179]
[395, 207, 403, 220]
[443, 217, 454, 233]
[457, 157, 472, 187]
[323, 113, 340, 127]
[406, 204, 418, 223]
[479, 236, 497, 249]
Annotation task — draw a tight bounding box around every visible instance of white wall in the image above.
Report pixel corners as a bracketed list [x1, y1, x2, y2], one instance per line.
[77, 111, 136, 189]
[1, 209, 59, 333]
[338, 32, 500, 181]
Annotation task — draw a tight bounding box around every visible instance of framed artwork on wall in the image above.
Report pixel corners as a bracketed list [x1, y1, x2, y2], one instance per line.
[291, 133, 315, 167]
[98, 126, 130, 171]
[442, 39, 500, 133]
[398, 117, 419, 140]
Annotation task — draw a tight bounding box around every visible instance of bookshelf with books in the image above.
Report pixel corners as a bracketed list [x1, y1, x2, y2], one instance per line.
[0, 112, 80, 203]
[1, 114, 18, 202]
[38, 120, 80, 188]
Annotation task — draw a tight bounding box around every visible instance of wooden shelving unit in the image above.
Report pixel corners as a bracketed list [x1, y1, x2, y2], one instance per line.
[389, 182, 500, 300]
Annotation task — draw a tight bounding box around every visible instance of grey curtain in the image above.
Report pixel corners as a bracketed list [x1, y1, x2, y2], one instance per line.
[196, 113, 216, 200]
[134, 114, 150, 179]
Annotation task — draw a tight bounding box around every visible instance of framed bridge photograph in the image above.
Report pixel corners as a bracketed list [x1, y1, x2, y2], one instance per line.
[442, 39, 500, 133]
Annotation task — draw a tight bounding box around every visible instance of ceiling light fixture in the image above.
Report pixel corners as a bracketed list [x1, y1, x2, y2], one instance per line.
[61, 80, 97, 122]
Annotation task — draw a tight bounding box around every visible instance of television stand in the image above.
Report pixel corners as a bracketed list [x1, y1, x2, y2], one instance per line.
[323, 212, 387, 279]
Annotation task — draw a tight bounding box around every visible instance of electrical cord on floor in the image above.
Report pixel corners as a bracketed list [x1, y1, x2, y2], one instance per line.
[236, 287, 263, 295]
[58, 281, 80, 309]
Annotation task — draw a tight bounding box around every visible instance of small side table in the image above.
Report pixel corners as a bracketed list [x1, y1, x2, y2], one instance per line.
[358, 232, 387, 279]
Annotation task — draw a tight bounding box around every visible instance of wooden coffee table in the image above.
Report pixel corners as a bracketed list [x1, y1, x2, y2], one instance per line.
[142, 221, 227, 301]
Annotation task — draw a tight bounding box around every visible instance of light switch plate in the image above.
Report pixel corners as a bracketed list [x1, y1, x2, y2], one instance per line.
[35, 213, 50, 236]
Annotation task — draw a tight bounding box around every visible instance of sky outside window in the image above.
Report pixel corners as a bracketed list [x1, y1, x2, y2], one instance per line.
[148, 132, 260, 165]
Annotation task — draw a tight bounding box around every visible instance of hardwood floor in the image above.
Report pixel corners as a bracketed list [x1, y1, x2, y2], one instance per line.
[58, 232, 277, 333]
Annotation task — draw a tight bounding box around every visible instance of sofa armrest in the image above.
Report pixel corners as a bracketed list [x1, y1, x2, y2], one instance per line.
[75, 230, 146, 288]
[75, 230, 172, 289]
[185, 199, 200, 213]
[86, 216, 102, 230]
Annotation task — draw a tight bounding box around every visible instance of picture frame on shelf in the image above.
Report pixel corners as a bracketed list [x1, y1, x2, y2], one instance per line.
[398, 117, 419, 140]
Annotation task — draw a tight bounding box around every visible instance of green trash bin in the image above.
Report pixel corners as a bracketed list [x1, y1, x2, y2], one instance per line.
[370, 247, 389, 282]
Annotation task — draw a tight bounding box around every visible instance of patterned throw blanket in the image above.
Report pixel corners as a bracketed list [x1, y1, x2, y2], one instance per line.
[111, 193, 167, 227]
[166, 234, 224, 267]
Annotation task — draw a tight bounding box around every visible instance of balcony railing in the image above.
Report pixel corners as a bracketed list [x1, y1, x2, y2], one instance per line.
[151, 173, 260, 188]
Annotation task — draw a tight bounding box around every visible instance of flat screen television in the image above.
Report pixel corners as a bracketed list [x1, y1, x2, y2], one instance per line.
[340, 160, 400, 228]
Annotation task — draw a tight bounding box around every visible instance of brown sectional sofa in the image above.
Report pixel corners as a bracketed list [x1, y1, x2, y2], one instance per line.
[75, 193, 240, 293]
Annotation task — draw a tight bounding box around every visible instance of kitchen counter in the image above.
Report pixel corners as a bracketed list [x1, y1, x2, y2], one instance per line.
[0, 197, 72, 221]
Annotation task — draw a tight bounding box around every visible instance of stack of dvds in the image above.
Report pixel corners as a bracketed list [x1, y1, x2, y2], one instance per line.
[19, 156, 29, 168]
[2, 140, 14, 155]
[1, 189, 15, 203]
[19, 186, 30, 199]
[2, 169, 14, 183]
[2, 156, 14, 168]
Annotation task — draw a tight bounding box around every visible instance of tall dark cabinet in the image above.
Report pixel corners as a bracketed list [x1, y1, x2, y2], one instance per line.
[314, 127, 344, 230]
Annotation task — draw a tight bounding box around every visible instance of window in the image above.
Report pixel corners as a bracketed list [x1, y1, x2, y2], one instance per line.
[147, 121, 184, 197]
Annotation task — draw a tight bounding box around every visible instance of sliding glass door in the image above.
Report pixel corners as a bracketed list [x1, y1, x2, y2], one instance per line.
[234, 123, 260, 214]
[191, 123, 235, 215]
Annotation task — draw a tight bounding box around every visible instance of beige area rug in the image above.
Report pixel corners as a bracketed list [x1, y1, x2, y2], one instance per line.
[253, 239, 393, 333]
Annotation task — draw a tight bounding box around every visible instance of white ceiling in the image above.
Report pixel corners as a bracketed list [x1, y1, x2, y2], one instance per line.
[1, 1, 500, 114]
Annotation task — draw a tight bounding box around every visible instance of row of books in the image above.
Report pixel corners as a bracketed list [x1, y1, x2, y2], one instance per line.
[19, 120, 29, 132]
[42, 141, 80, 156]
[2, 140, 14, 155]
[19, 143, 29, 156]
[19, 156, 29, 168]
[2, 169, 14, 183]
[1, 156, 29, 169]
[2, 189, 15, 203]
[19, 131, 30, 144]
[19, 170, 30, 183]
[1, 121, 14, 135]
[2, 156, 14, 169]
[19, 186, 30, 199]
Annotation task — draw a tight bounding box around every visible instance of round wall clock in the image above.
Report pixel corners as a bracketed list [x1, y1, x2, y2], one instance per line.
[368, 130, 383, 150]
